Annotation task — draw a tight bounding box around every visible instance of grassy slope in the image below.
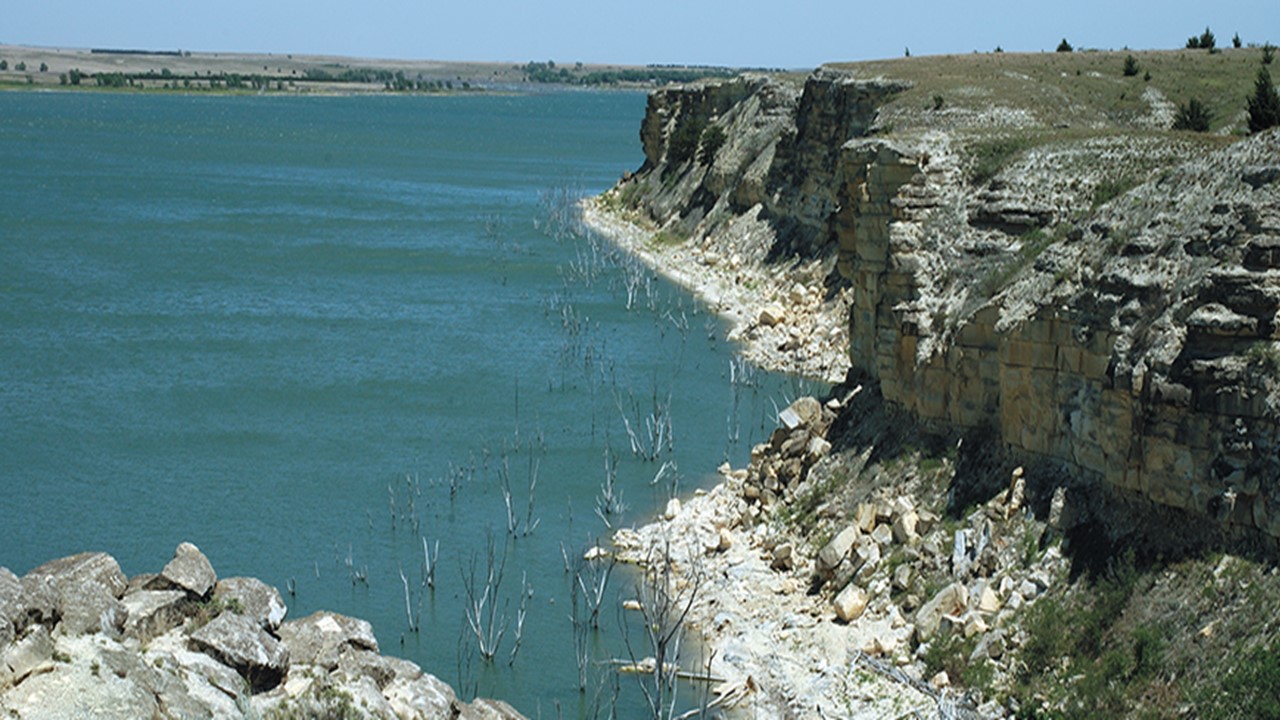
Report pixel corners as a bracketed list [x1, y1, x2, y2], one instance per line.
[832, 47, 1270, 135]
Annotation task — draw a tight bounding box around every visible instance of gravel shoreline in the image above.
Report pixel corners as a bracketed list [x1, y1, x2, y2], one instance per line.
[583, 200, 926, 718]
[580, 200, 851, 385]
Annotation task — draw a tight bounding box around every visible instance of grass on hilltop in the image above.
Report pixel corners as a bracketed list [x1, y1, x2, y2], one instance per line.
[831, 47, 1272, 136]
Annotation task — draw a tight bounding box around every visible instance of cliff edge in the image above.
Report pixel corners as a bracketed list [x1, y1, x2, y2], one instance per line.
[594, 48, 1280, 548]
[590, 47, 1280, 718]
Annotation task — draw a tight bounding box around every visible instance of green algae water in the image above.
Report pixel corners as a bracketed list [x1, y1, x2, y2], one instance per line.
[0, 90, 818, 716]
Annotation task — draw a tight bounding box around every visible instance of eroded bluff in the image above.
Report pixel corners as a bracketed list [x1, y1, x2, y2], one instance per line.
[614, 70, 1280, 547]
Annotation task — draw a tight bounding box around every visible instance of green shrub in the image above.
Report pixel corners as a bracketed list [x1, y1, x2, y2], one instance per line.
[1201, 27, 1217, 50]
[922, 628, 985, 690]
[1092, 176, 1138, 208]
[667, 116, 706, 165]
[1057, 38, 1073, 53]
[266, 685, 361, 720]
[1011, 554, 1144, 717]
[698, 124, 727, 164]
[1123, 54, 1140, 77]
[1129, 624, 1166, 679]
[1245, 341, 1280, 371]
[1173, 97, 1212, 131]
[1265, 43, 1276, 65]
[1195, 643, 1280, 719]
[1188, 27, 1216, 50]
[1247, 67, 1280, 133]
[968, 135, 1033, 186]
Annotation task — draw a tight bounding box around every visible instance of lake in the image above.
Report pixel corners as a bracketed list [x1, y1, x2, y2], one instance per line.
[0, 89, 818, 716]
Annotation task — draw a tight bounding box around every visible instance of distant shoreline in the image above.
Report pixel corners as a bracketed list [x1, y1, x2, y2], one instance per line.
[0, 43, 752, 95]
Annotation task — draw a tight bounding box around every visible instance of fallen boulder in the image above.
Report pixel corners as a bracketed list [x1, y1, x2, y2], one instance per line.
[0, 625, 53, 689]
[915, 582, 969, 641]
[0, 568, 21, 649]
[214, 577, 287, 631]
[150, 543, 216, 599]
[277, 611, 379, 671]
[833, 583, 869, 623]
[20, 552, 128, 636]
[121, 590, 189, 641]
[188, 612, 289, 692]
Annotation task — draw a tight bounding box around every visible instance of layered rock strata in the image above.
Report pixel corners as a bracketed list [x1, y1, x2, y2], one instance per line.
[600, 68, 1280, 545]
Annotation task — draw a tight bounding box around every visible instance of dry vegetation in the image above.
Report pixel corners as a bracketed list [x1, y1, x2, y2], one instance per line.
[833, 47, 1272, 135]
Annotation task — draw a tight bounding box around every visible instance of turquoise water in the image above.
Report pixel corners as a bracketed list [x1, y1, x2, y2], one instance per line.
[0, 90, 816, 715]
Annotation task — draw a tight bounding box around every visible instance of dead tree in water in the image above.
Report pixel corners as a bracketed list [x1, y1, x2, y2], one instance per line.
[620, 539, 705, 720]
[615, 386, 674, 462]
[461, 532, 508, 662]
[595, 445, 627, 528]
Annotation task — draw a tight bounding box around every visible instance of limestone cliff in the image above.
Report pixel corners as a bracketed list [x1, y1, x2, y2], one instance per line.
[0, 543, 523, 720]
[602, 57, 1280, 548]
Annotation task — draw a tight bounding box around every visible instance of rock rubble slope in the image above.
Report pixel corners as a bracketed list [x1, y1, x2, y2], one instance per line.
[0, 543, 523, 720]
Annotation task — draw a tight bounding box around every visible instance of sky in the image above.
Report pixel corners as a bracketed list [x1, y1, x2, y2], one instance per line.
[2, 0, 1276, 69]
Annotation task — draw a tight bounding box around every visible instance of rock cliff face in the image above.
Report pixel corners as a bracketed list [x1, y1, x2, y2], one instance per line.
[608, 68, 1280, 547]
[0, 543, 523, 720]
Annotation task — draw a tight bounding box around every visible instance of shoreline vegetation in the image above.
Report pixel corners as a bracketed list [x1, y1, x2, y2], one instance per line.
[0, 44, 762, 95]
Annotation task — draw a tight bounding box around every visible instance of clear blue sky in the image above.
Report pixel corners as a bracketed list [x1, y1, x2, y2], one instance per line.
[4, 0, 1276, 68]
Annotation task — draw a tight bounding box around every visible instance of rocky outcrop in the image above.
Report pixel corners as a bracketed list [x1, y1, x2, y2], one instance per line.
[0, 543, 525, 719]
[629, 71, 908, 262]
[841, 130, 1280, 546]
[605, 65, 1280, 547]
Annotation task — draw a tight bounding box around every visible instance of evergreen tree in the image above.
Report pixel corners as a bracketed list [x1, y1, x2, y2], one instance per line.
[1188, 27, 1217, 50]
[1233, 32, 1243, 49]
[1057, 38, 1073, 53]
[1173, 97, 1212, 132]
[1247, 67, 1280, 133]
[1123, 55, 1140, 77]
